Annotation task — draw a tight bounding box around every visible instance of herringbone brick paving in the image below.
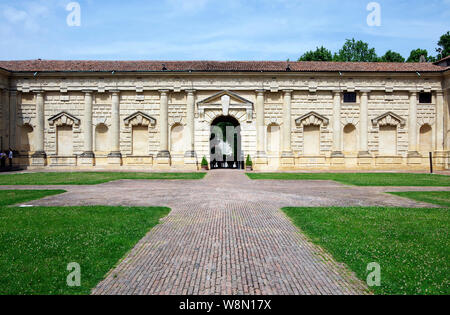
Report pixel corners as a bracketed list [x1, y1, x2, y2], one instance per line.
[3, 170, 449, 295]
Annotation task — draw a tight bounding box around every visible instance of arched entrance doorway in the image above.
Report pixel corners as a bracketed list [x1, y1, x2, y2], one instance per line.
[210, 116, 244, 169]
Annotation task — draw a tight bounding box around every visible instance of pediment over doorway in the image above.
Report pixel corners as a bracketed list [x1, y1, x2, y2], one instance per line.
[197, 90, 253, 122]
[124, 111, 157, 127]
[48, 112, 81, 127]
[372, 112, 405, 127]
[295, 111, 329, 127]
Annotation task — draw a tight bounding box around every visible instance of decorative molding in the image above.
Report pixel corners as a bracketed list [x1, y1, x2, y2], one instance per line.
[124, 111, 156, 127]
[417, 117, 435, 127]
[198, 90, 253, 122]
[266, 117, 282, 126]
[295, 111, 329, 127]
[12, 76, 445, 94]
[169, 116, 184, 127]
[93, 117, 110, 126]
[341, 117, 359, 127]
[48, 112, 81, 127]
[372, 112, 406, 127]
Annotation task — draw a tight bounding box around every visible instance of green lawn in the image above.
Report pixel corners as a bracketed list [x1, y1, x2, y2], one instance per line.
[0, 190, 66, 206]
[0, 172, 206, 185]
[0, 190, 170, 295]
[247, 173, 450, 186]
[282, 206, 450, 295]
[390, 191, 450, 207]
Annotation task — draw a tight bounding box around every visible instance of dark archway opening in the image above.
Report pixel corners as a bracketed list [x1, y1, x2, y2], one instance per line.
[210, 116, 244, 169]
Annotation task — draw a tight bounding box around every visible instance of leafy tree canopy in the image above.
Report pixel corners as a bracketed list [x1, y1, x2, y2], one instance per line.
[333, 38, 378, 62]
[298, 46, 333, 61]
[295, 31, 450, 63]
[379, 50, 405, 63]
[406, 49, 436, 62]
[437, 31, 450, 60]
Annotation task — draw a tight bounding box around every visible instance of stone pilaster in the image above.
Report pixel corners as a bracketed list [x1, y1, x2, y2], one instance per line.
[157, 90, 171, 168]
[9, 90, 17, 150]
[108, 90, 122, 165]
[255, 90, 267, 167]
[444, 88, 449, 152]
[185, 89, 196, 158]
[331, 90, 344, 158]
[358, 90, 371, 158]
[434, 90, 446, 169]
[80, 90, 95, 165]
[32, 90, 47, 166]
[408, 91, 420, 158]
[436, 91, 445, 152]
[281, 90, 294, 168]
[184, 89, 198, 170]
[1, 89, 9, 152]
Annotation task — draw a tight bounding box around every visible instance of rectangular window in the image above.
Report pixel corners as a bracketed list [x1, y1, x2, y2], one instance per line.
[419, 92, 432, 104]
[343, 92, 357, 103]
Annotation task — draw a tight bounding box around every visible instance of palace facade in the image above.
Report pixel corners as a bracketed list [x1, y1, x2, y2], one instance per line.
[0, 59, 449, 171]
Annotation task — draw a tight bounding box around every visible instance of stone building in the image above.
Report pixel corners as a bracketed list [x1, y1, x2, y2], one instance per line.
[0, 59, 449, 171]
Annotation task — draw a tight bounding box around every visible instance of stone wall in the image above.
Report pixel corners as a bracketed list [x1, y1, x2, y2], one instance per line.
[1, 71, 448, 170]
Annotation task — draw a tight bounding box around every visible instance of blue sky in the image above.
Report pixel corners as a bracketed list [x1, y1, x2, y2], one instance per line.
[1, 0, 449, 61]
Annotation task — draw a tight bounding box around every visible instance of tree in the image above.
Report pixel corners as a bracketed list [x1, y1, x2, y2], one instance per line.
[406, 49, 436, 62]
[379, 50, 405, 63]
[298, 46, 333, 61]
[333, 39, 378, 62]
[436, 31, 450, 60]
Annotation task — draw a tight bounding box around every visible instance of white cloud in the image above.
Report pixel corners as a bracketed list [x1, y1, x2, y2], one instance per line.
[3, 6, 28, 23]
[1, 2, 52, 33]
[165, 0, 210, 12]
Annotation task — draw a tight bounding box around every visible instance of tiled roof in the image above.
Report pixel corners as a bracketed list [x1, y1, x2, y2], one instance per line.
[0, 59, 446, 73]
[436, 55, 450, 63]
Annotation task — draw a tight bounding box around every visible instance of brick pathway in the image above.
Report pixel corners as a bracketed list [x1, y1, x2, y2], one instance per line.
[2, 171, 449, 295]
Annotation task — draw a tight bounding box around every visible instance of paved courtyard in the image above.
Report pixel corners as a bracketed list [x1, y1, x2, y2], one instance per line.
[1, 171, 448, 295]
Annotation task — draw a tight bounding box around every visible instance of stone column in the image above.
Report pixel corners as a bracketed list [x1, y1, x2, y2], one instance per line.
[436, 91, 445, 152]
[81, 90, 94, 164]
[157, 90, 171, 167]
[185, 89, 196, 158]
[32, 90, 47, 166]
[282, 90, 293, 156]
[331, 90, 343, 157]
[408, 91, 420, 157]
[358, 90, 371, 157]
[108, 90, 122, 164]
[9, 90, 17, 150]
[255, 90, 266, 158]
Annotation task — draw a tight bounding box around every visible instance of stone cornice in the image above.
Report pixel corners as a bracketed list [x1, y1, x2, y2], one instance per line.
[10, 75, 446, 94]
